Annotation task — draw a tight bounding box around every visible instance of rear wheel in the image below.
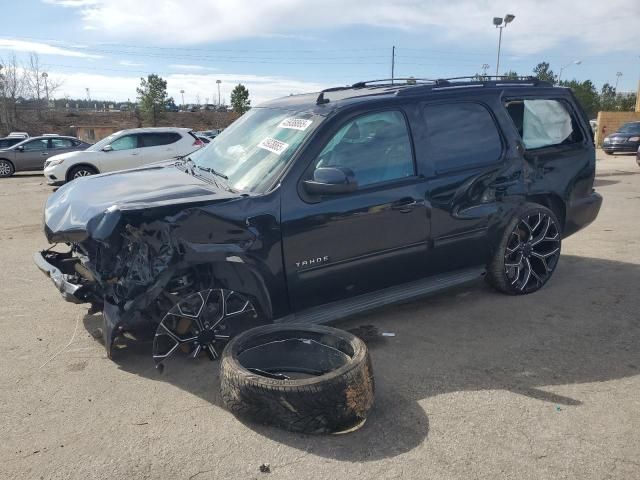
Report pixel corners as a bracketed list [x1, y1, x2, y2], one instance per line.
[487, 203, 561, 295]
[0, 159, 14, 178]
[68, 165, 98, 181]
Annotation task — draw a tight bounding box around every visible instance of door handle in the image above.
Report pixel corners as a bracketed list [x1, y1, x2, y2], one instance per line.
[41, 152, 49, 156]
[391, 197, 421, 213]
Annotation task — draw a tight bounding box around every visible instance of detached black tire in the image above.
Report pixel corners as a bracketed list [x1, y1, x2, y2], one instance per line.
[487, 203, 562, 295]
[220, 324, 374, 434]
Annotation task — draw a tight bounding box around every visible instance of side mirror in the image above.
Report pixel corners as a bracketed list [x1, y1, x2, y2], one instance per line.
[303, 167, 358, 195]
[102, 145, 113, 152]
[16, 145, 24, 152]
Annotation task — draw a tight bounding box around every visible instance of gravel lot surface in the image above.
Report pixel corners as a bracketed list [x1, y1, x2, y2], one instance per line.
[1, 151, 638, 480]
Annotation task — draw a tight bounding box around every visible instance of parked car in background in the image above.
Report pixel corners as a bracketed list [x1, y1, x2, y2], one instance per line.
[198, 129, 222, 139]
[43, 127, 204, 184]
[0, 136, 90, 178]
[0, 136, 25, 149]
[8, 132, 29, 139]
[35, 77, 601, 359]
[602, 121, 640, 154]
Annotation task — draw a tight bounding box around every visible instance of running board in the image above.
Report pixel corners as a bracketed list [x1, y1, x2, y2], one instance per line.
[277, 267, 485, 325]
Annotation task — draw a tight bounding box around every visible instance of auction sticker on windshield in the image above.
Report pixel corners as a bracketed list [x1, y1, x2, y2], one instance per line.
[278, 118, 313, 131]
[258, 137, 289, 155]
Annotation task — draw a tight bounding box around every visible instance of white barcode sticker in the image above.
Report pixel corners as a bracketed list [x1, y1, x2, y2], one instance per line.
[278, 118, 313, 131]
[257, 137, 289, 155]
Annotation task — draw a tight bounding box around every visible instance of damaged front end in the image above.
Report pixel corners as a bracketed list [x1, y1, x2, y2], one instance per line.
[35, 165, 253, 358]
[37, 215, 197, 357]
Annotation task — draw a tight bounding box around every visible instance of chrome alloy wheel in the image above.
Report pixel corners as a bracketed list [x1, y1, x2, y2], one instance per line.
[0, 160, 13, 177]
[73, 168, 94, 178]
[153, 288, 257, 366]
[504, 211, 561, 293]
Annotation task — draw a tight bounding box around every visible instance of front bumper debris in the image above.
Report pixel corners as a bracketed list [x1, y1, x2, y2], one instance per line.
[33, 251, 87, 304]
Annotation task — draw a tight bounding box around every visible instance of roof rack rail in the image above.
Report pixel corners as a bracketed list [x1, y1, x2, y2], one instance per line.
[433, 75, 549, 85]
[350, 78, 436, 88]
[315, 75, 553, 104]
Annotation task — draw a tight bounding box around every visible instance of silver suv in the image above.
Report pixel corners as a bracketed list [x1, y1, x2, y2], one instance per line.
[0, 135, 91, 178]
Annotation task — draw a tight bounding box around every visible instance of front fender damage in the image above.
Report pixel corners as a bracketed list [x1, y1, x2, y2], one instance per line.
[72, 209, 269, 358]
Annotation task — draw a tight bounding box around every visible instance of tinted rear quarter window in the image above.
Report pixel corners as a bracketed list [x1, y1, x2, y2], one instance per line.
[424, 102, 503, 174]
[141, 132, 182, 147]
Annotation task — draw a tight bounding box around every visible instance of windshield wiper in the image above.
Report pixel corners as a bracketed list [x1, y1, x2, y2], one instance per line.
[196, 165, 228, 180]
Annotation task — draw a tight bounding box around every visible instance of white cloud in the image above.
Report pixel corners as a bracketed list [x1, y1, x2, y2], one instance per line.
[51, 70, 326, 104]
[46, 0, 640, 54]
[118, 60, 145, 67]
[0, 39, 102, 58]
[169, 64, 218, 71]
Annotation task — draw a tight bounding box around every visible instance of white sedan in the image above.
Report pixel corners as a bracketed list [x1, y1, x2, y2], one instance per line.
[44, 127, 204, 185]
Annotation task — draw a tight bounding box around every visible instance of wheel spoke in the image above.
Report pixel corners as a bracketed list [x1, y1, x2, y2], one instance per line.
[530, 213, 543, 234]
[519, 259, 532, 291]
[531, 216, 552, 245]
[527, 258, 543, 284]
[531, 247, 560, 259]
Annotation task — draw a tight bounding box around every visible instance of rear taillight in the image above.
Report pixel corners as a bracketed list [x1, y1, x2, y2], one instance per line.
[193, 138, 203, 147]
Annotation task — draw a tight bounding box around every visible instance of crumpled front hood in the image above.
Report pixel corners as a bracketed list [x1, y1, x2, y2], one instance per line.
[44, 163, 240, 243]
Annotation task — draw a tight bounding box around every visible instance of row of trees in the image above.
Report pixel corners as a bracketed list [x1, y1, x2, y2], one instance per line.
[480, 62, 636, 118]
[0, 53, 62, 131]
[136, 73, 251, 125]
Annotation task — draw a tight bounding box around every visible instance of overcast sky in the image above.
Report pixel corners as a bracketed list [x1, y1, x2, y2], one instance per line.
[2, 0, 639, 104]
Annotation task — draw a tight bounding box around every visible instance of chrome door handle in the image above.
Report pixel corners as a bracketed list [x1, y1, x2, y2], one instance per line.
[391, 198, 421, 213]
[41, 152, 49, 156]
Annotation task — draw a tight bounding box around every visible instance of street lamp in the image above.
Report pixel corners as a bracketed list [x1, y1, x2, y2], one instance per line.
[216, 79, 221, 106]
[493, 14, 515, 77]
[557, 60, 582, 82]
[180, 89, 185, 109]
[615, 71, 623, 91]
[41, 71, 49, 107]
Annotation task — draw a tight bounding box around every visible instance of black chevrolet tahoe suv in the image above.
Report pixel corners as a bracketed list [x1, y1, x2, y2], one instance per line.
[35, 77, 602, 363]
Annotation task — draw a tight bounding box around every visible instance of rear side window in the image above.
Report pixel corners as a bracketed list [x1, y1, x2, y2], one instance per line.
[140, 132, 181, 147]
[424, 102, 502, 173]
[51, 138, 74, 149]
[505, 99, 583, 149]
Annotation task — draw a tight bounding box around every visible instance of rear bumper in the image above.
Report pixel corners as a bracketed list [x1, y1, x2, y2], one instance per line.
[33, 251, 87, 304]
[602, 143, 639, 153]
[563, 191, 603, 237]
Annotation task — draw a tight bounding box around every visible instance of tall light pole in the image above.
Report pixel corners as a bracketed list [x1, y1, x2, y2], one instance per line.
[615, 71, 623, 92]
[557, 60, 582, 83]
[180, 89, 185, 108]
[41, 71, 49, 107]
[493, 14, 515, 77]
[216, 79, 221, 105]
